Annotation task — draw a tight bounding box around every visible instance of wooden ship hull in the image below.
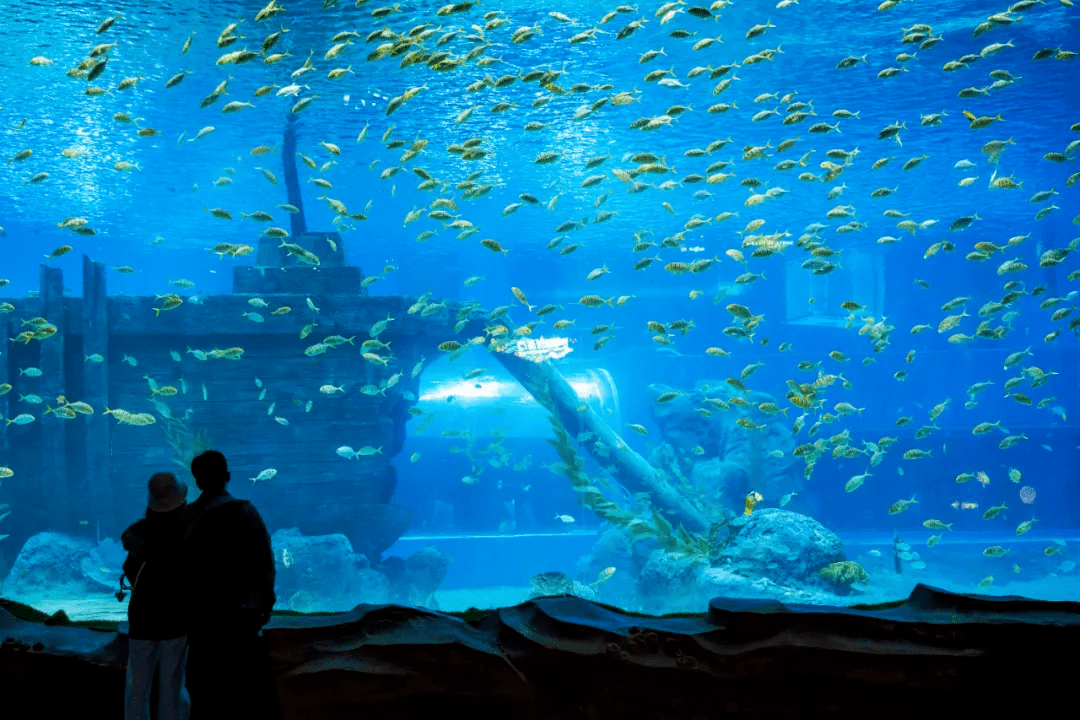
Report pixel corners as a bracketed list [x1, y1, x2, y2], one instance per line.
[0, 251, 460, 564]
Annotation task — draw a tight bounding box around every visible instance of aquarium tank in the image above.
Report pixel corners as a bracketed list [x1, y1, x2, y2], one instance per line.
[0, 0, 1078, 621]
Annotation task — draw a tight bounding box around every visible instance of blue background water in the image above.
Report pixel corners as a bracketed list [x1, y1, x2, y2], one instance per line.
[1, 0, 1079, 605]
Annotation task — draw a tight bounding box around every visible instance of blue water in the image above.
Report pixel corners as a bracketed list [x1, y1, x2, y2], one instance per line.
[1, 0, 1079, 611]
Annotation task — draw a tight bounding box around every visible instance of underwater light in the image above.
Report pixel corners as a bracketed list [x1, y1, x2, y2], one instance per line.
[421, 380, 512, 401]
[505, 336, 573, 363]
[416, 355, 620, 437]
[419, 378, 602, 403]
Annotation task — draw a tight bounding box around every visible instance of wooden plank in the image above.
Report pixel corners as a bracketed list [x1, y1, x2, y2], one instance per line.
[233, 264, 359, 296]
[38, 265, 70, 528]
[0, 298, 44, 330]
[106, 293, 457, 338]
[82, 255, 116, 537]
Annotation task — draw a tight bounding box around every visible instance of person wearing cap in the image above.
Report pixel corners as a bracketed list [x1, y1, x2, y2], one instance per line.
[120, 471, 193, 720]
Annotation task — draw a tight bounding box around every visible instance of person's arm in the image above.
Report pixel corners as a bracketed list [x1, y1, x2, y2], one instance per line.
[120, 521, 148, 580]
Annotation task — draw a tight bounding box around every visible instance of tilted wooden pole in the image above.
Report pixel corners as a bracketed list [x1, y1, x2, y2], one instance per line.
[488, 347, 709, 533]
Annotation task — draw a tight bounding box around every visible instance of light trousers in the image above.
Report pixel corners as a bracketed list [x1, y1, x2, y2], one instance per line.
[125, 635, 191, 720]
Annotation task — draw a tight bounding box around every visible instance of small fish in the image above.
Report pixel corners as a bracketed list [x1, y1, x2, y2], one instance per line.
[593, 567, 616, 589]
[251, 468, 277, 483]
[743, 490, 763, 515]
[888, 495, 918, 514]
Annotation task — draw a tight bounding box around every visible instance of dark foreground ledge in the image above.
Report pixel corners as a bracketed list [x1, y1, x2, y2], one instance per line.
[1, 584, 1075, 719]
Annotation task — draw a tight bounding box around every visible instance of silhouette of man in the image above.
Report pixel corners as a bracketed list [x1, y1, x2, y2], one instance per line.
[182, 450, 282, 720]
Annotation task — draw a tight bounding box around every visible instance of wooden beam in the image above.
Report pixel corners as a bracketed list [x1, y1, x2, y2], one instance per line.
[489, 342, 710, 534]
[281, 113, 307, 239]
[82, 255, 115, 537]
[106, 294, 456, 338]
[233, 264, 360, 296]
[39, 265, 70, 528]
[0, 316, 9, 466]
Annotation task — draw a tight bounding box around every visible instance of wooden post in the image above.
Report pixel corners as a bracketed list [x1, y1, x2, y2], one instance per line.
[0, 316, 9, 466]
[489, 345, 710, 533]
[281, 114, 306, 237]
[82, 255, 115, 537]
[39, 265, 70, 528]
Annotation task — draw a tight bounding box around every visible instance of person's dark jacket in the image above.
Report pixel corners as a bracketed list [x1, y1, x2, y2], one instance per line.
[182, 489, 277, 638]
[121, 503, 191, 641]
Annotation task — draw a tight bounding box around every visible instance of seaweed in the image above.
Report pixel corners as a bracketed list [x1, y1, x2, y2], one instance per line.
[159, 411, 212, 484]
[535, 383, 718, 563]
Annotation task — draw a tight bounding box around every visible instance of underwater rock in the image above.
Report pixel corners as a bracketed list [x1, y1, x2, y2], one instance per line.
[649, 380, 799, 516]
[353, 568, 391, 604]
[271, 528, 388, 612]
[576, 527, 634, 582]
[404, 546, 450, 610]
[530, 571, 574, 596]
[696, 567, 856, 607]
[690, 456, 740, 498]
[719, 509, 846, 587]
[648, 383, 707, 451]
[578, 527, 659, 606]
[527, 571, 599, 603]
[2, 532, 97, 599]
[288, 590, 317, 613]
[635, 551, 709, 615]
[79, 537, 127, 590]
[347, 503, 413, 563]
[818, 562, 871, 595]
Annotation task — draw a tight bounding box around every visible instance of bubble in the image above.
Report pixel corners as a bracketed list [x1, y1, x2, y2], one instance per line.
[1020, 486, 1036, 504]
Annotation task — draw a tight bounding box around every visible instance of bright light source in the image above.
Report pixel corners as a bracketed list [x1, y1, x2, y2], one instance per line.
[419, 378, 602, 404]
[506, 336, 572, 362]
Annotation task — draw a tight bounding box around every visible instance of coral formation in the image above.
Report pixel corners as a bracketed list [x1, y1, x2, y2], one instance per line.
[818, 561, 870, 588]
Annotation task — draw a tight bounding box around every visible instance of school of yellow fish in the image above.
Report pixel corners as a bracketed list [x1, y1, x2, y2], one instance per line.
[3, 0, 1079, 588]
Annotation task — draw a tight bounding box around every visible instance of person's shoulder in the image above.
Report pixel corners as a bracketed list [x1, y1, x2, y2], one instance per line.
[231, 497, 265, 518]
